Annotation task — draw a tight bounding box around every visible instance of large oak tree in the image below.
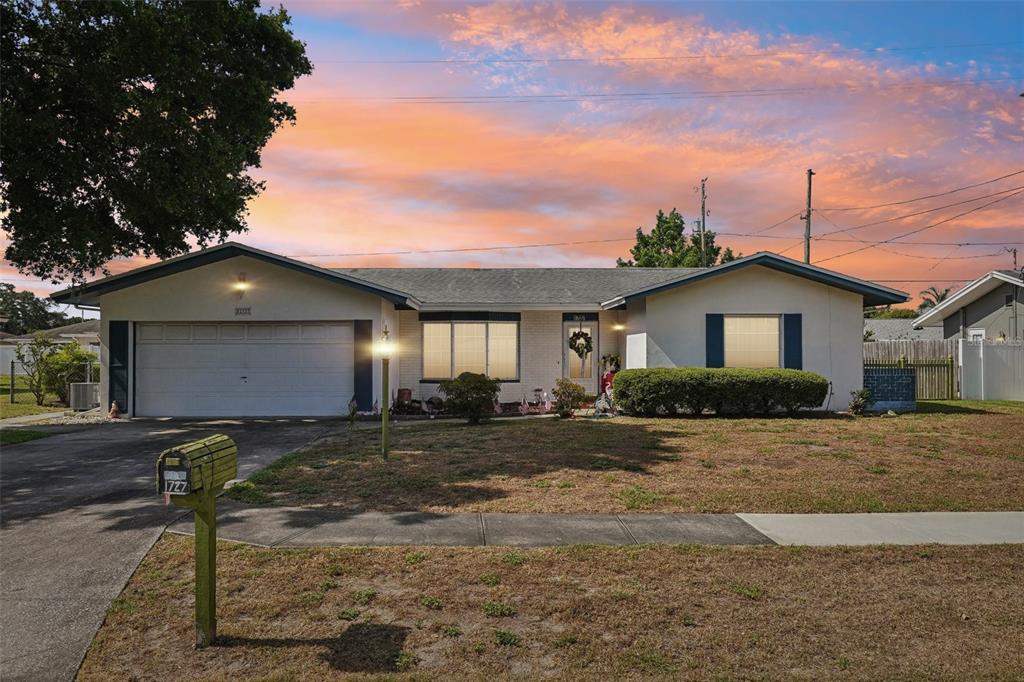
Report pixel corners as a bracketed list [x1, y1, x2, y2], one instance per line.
[1, 0, 312, 282]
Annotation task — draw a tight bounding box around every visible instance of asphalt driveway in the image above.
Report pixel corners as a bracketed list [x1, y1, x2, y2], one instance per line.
[0, 418, 331, 682]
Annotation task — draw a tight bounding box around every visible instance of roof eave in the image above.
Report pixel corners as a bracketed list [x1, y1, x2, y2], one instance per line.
[50, 242, 420, 308]
[913, 271, 1022, 327]
[604, 252, 908, 307]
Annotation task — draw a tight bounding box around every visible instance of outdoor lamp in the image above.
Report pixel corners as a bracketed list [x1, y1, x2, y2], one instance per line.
[376, 324, 395, 459]
[233, 273, 249, 297]
[612, 324, 625, 331]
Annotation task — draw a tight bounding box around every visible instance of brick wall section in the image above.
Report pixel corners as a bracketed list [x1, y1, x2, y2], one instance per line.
[863, 367, 916, 412]
[396, 310, 622, 402]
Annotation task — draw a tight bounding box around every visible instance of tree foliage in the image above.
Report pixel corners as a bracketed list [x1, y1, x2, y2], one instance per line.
[1, 0, 312, 282]
[616, 209, 737, 268]
[0, 283, 82, 335]
[918, 286, 951, 312]
[863, 305, 918, 319]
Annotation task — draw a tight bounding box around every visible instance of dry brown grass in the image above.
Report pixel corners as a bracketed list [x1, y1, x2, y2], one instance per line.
[79, 535, 1024, 681]
[227, 401, 1024, 513]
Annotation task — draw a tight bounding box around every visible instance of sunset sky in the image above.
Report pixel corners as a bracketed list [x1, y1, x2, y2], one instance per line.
[3, 1, 1022, 309]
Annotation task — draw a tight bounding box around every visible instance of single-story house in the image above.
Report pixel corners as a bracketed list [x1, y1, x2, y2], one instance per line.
[913, 270, 1024, 341]
[0, 319, 101, 375]
[864, 318, 943, 341]
[51, 242, 907, 417]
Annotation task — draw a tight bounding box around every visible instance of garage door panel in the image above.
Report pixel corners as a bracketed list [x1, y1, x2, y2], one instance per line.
[135, 322, 355, 417]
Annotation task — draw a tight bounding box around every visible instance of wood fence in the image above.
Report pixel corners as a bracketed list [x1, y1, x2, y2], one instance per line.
[864, 340, 958, 400]
[863, 339, 957, 363]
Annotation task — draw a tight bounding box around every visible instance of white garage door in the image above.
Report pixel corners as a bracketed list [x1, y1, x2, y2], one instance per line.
[135, 322, 355, 417]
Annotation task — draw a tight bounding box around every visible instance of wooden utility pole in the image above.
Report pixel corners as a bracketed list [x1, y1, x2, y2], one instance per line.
[699, 177, 708, 267]
[803, 169, 815, 263]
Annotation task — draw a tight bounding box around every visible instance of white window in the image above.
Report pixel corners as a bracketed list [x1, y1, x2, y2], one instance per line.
[422, 323, 452, 380]
[967, 328, 985, 341]
[724, 316, 780, 368]
[422, 320, 519, 380]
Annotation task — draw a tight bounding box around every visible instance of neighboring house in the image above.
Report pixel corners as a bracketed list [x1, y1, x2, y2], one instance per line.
[864, 318, 943, 341]
[913, 270, 1024, 341]
[51, 242, 907, 417]
[0, 320, 101, 374]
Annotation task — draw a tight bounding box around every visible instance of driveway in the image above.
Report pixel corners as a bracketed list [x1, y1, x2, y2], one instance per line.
[0, 418, 332, 682]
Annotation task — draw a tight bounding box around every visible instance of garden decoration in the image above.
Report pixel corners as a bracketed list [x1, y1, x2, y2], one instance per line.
[568, 328, 593, 360]
[593, 392, 614, 418]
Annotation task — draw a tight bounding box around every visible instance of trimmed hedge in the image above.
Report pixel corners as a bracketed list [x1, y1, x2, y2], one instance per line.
[613, 368, 829, 417]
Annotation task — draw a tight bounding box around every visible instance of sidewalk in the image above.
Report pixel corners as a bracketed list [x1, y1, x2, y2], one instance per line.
[167, 500, 1024, 547]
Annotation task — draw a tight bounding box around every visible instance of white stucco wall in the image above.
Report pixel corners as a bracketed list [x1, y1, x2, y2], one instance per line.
[397, 309, 622, 403]
[97, 255, 390, 415]
[641, 265, 864, 409]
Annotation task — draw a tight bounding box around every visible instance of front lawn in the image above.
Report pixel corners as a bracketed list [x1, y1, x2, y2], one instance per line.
[78, 535, 1023, 680]
[0, 429, 50, 446]
[227, 401, 1024, 513]
[0, 376, 64, 419]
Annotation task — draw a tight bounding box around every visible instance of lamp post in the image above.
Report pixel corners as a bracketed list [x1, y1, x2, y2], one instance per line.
[375, 324, 395, 459]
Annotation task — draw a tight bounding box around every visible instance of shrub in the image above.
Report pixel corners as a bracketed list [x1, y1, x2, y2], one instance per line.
[42, 340, 98, 404]
[552, 377, 586, 417]
[613, 368, 829, 417]
[439, 372, 501, 424]
[14, 334, 57, 406]
[848, 388, 874, 416]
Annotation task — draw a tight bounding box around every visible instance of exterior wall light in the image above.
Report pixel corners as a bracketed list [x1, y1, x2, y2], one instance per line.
[233, 273, 249, 297]
[612, 324, 626, 331]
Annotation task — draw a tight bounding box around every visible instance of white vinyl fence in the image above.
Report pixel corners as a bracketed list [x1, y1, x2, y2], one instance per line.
[1, 344, 26, 376]
[959, 340, 1024, 401]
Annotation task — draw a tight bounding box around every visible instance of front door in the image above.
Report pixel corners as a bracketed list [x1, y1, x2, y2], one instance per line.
[563, 321, 598, 395]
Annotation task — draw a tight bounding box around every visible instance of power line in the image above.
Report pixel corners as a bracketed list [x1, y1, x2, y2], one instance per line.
[819, 169, 1024, 211]
[293, 77, 1017, 105]
[815, 184, 1024, 237]
[314, 41, 1022, 65]
[814, 189, 1024, 264]
[750, 210, 803, 234]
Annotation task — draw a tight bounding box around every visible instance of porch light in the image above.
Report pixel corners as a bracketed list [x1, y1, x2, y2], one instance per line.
[612, 324, 625, 331]
[233, 273, 249, 296]
[374, 325, 397, 358]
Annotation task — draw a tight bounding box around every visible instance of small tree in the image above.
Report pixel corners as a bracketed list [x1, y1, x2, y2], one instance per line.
[552, 378, 587, 418]
[14, 334, 57, 405]
[43, 341, 98, 404]
[439, 372, 502, 425]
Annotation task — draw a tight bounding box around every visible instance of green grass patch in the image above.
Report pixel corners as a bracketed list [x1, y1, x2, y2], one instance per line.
[420, 596, 443, 610]
[225, 481, 272, 505]
[494, 629, 521, 647]
[0, 429, 50, 446]
[337, 608, 360, 621]
[352, 589, 377, 605]
[482, 600, 516, 617]
[618, 485, 661, 510]
[479, 573, 500, 586]
[731, 583, 766, 600]
[500, 551, 527, 567]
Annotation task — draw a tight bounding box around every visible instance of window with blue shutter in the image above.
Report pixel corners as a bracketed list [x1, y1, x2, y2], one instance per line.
[108, 320, 129, 412]
[706, 314, 724, 367]
[783, 314, 803, 369]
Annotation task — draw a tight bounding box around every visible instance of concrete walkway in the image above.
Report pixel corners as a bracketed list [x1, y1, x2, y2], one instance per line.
[168, 500, 1024, 548]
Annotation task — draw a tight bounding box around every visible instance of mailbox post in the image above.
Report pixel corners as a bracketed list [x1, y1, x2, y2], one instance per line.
[157, 434, 238, 648]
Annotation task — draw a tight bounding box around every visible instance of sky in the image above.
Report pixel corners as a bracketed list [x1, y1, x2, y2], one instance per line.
[3, 0, 1022, 310]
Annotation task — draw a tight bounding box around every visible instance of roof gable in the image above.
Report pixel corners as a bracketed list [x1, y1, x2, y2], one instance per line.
[50, 243, 419, 307]
[600, 252, 908, 308]
[913, 270, 1023, 327]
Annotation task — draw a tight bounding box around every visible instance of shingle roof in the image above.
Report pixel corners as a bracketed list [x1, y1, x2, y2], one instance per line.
[334, 267, 704, 306]
[863, 318, 943, 341]
[13, 319, 100, 341]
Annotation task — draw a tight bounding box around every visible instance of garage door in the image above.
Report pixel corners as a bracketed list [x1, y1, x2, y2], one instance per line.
[135, 322, 354, 417]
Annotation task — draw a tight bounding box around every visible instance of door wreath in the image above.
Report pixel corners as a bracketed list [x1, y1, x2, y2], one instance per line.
[568, 329, 593, 360]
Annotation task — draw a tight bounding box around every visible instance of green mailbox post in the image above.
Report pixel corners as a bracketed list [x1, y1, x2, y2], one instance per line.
[157, 434, 238, 648]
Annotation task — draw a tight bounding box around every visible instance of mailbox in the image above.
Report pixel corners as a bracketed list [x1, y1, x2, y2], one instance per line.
[157, 434, 238, 499]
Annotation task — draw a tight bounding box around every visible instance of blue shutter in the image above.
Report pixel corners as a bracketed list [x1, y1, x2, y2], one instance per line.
[108, 321, 129, 413]
[706, 314, 724, 367]
[783, 314, 803, 369]
[353, 320, 373, 410]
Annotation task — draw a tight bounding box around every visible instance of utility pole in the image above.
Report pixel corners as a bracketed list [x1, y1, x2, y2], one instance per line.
[803, 168, 815, 263]
[699, 177, 708, 267]
[1005, 246, 1018, 269]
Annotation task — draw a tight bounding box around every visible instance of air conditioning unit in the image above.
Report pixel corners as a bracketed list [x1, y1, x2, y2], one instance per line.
[70, 382, 100, 411]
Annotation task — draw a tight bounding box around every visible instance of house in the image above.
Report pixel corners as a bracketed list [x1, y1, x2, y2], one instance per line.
[51, 242, 907, 417]
[863, 318, 942, 341]
[913, 270, 1024, 341]
[0, 319, 101, 374]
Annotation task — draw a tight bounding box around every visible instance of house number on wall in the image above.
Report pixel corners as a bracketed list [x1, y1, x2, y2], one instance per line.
[235, 307, 252, 316]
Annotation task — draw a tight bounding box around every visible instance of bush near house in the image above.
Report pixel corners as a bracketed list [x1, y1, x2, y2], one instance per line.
[614, 368, 829, 417]
[439, 372, 501, 424]
[552, 377, 587, 417]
